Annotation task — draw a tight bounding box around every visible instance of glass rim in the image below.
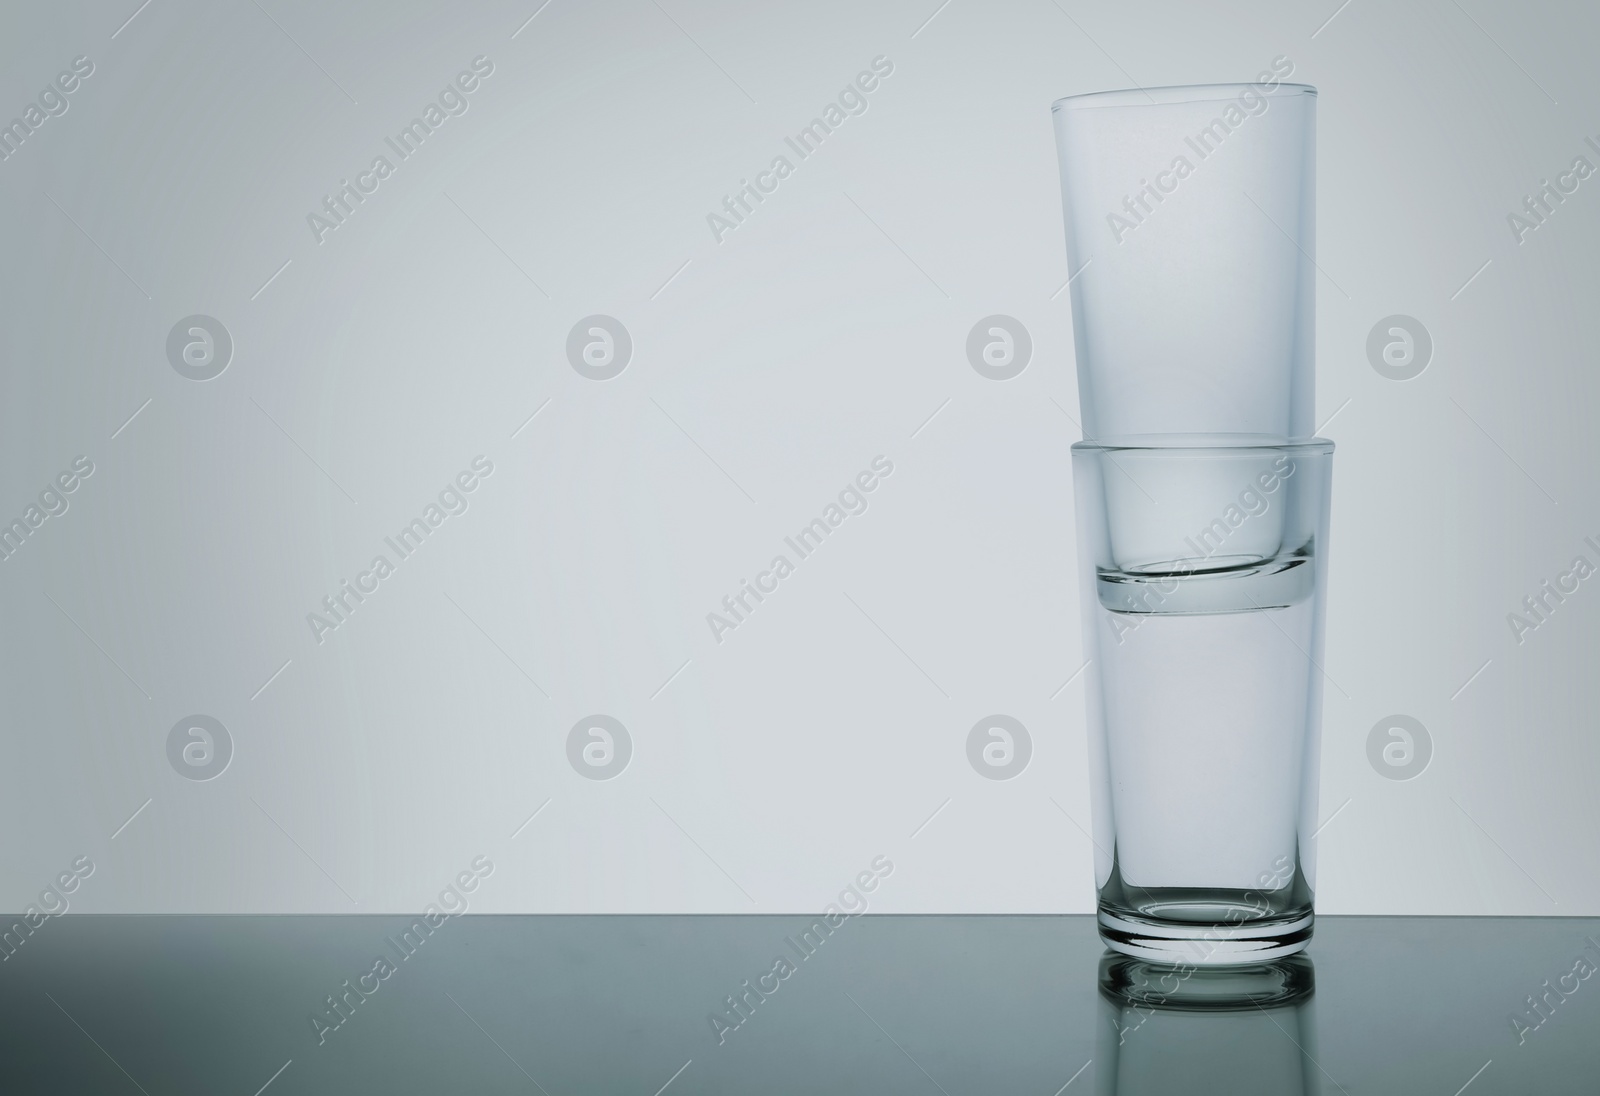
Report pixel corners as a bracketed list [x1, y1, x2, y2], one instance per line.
[1052, 82, 1316, 112]
[1071, 436, 1334, 455]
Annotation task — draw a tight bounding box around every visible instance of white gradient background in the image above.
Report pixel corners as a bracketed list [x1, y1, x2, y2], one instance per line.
[1, 0, 1595, 915]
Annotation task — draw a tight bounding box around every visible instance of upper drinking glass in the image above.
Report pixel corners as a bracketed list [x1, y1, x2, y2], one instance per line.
[1052, 80, 1317, 441]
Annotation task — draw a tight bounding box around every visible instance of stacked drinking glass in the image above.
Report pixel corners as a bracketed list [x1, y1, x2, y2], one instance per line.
[1052, 81, 1332, 964]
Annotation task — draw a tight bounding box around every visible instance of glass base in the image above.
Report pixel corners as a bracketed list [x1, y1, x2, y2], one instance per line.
[1098, 900, 1313, 965]
[1097, 857, 1316, 965]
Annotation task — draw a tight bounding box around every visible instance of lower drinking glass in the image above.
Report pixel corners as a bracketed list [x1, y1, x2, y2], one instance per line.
[1072, 439, 1333, 963]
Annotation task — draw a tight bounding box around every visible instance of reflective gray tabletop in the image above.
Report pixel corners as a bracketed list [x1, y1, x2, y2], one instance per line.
[1, 915, 1596, 1094]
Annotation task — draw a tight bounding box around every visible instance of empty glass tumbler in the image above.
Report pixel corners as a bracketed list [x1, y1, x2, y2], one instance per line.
[1052, 77, 1316, 441]
[1072, 440, 1333, 963]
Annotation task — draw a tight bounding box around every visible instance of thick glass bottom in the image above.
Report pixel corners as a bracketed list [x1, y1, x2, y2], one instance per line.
[1098, 864, 1314, 964]
[1098, 903, 1313, 965]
